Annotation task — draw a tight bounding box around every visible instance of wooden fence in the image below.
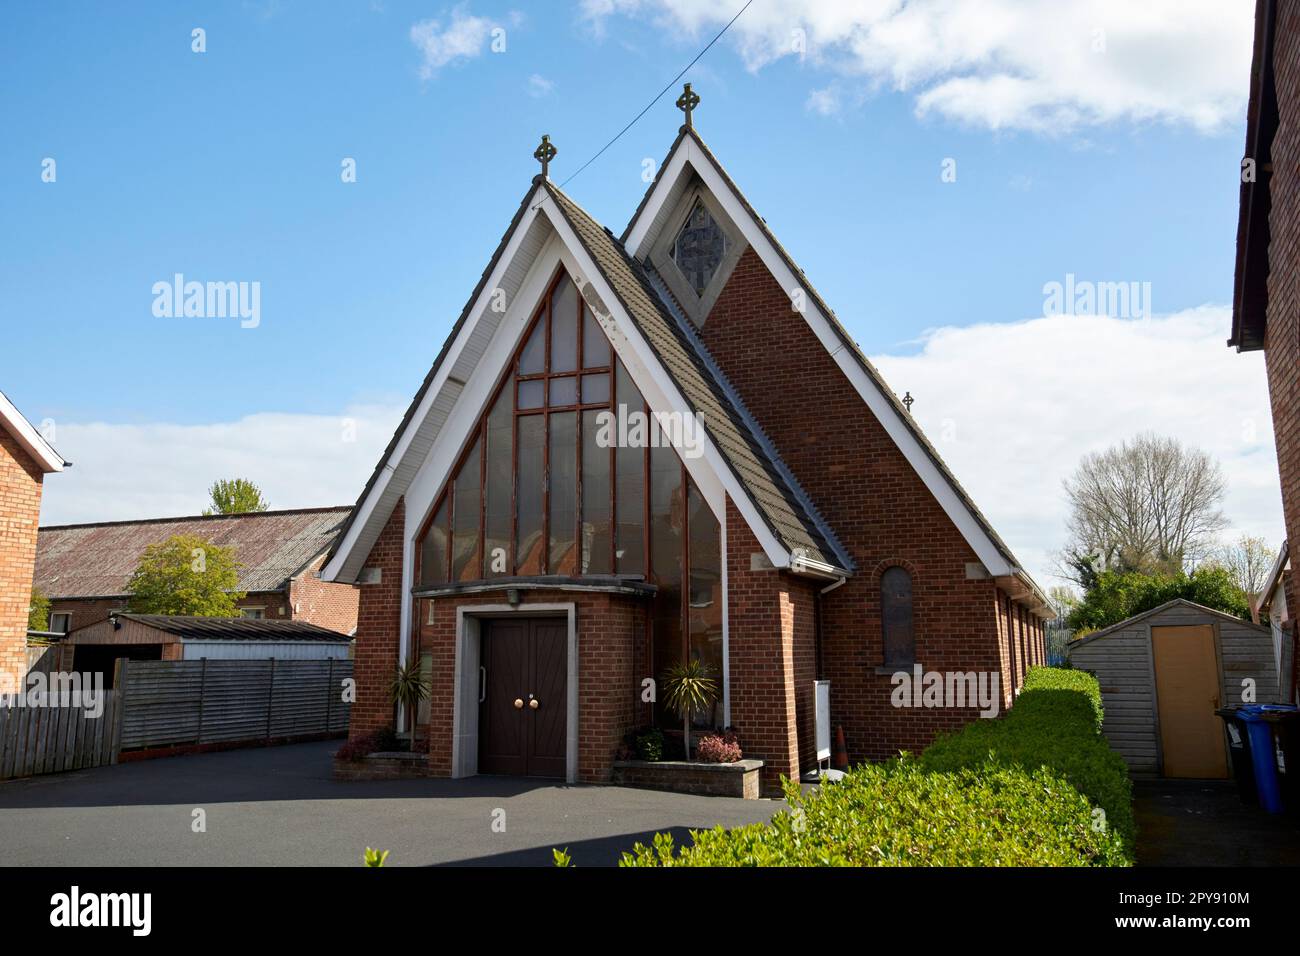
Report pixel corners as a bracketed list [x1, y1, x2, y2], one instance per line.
[0, 658, 353, 780]
[0, 690, 122, 780]
[118, 658, 353, 751]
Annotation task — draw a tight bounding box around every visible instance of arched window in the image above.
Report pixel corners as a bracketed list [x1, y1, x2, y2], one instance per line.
[881, 566, 915, 667]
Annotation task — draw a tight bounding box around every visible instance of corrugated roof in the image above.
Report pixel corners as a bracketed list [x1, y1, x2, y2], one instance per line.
[36, 507, 351, 599]
[101, 613, 350, 642]
[542, 181, 846, 571]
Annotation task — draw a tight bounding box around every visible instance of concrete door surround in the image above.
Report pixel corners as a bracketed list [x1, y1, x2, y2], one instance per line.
[451, 603, 579, 784]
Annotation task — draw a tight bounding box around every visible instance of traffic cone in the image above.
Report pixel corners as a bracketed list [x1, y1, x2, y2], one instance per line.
[833, 725, 849, 770]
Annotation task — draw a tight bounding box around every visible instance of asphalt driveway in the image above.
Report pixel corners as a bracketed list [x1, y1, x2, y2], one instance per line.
[1134, 778, 1300, 865]
[0, 741, 781, 867]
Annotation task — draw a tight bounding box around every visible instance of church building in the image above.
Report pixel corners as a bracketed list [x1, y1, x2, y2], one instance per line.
[324, 88, 1050, 793]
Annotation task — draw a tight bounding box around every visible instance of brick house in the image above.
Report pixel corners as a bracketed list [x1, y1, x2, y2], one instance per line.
[0, 389, 66, 690]
[324, 99, 1050, 793]
[1230, 0, 1300, 705]
[35, 507, 359, 638]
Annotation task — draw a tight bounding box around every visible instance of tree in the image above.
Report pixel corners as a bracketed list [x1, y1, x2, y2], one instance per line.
[203, 478, 269, 516]
[1061, 433, 1227, 582]
[126, 534, 244, 616]
[1065, 565, 1250, 634]
[28, 587, 50, 632]
[1212, 534, 1277, 599]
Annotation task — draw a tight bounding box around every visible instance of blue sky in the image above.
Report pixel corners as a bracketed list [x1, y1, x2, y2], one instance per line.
[0, 1, 1276, 585]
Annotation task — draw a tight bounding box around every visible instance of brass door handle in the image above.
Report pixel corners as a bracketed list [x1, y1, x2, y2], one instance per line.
[529, 698, 539, 710]
[513, 698, 524, 709]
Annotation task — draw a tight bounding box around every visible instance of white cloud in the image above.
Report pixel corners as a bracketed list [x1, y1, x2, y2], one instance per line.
[581, 0, 1255, 133]
[870, 305, 1282, 588]
[410, 5, 517, 80]
[527, 73, 556, 97]
[38, 405, 404, 526]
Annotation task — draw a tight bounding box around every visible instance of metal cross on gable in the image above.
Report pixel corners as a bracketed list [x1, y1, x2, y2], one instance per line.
[902, 391, 914, 412]
[676, 82, 700, 129]
[534, 134, 557, 179]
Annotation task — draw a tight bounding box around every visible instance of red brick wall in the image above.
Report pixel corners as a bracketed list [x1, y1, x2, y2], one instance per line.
[702, 246, 1009, 761]
[725, 498, 815, 793]
[349, 498, 405, 737]
[416, 587, 644, 782]
[289, 553, 360, 634]
[0, 429, 43, 690]
[1264, 4, 1300, 684]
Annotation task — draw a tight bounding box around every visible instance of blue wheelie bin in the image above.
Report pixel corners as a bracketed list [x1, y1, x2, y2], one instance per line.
[1238, 706, 1286, 814]
[1255, 704, 1299, 817]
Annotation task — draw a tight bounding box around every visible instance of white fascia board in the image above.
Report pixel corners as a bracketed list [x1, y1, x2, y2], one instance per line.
[625, 140, 1014, 578]
[321, 184, 547, 582]
[402, 234, 566, 549]
[539, 197, 789, 569]
[0, 391, 65, 473]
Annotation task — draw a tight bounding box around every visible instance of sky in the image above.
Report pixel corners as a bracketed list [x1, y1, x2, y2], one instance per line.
[0, 0, 1276, 589]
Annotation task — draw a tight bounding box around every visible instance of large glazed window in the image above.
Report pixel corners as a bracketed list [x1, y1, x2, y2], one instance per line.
[414, 268, 724, 729]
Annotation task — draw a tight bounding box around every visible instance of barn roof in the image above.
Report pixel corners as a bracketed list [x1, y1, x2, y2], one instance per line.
[1069, 599, 1267, 650]
[72, 613, 350, 642]
[36, 507, 351, 599]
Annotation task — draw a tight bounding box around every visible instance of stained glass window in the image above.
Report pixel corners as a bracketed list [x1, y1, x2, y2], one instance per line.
[671, 200, 726, 296]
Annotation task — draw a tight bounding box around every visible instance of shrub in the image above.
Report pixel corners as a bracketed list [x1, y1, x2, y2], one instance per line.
[620, 758, 1126, 867]
[335, 727, 402, 762]
[696, 731, 742, 763]
[919, 666, 1132, 858]
[619, 665, 1134, 867]
[633, 728, 664, 762]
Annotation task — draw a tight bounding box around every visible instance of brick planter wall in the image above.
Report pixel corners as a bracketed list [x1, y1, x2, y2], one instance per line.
[611, 758, 764, 799]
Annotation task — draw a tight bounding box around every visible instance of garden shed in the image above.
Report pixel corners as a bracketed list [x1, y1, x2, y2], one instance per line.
[1067, 599, 1277, 778]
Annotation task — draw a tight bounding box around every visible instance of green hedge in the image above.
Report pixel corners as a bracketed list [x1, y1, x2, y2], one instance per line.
[619, 666, 1133, 867]
[920, 666, 1133, 858]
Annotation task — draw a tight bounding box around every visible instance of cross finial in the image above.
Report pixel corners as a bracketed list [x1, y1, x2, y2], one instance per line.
[902, 391, 914, 413]
[534, 134, 557, 179]
[676, 82, 700, 129]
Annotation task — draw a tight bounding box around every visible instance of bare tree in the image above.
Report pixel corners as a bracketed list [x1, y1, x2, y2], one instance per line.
[1062, 433, 1227, 580]
[1212, 535, 1277, 598]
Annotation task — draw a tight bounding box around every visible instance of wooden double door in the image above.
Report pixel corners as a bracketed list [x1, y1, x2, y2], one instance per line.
[478, 618, 567, 778]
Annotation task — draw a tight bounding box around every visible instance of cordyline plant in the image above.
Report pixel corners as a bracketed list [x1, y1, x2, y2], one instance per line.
[662, 658, 717, 760]
[390, 660, 431, 739]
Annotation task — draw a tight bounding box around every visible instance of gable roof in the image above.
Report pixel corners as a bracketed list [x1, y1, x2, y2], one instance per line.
[541, 181, 848, 571]
[623, 125, 1046, 606]
[36, 506, 351, 599]
[1068, 598, 1267, 650]
[69, 613, 350, 642]
[0, 389, 66, 474]
[324, 173, 851, 583]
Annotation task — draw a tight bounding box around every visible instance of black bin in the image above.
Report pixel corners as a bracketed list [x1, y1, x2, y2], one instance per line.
[1216, 707, 1257, 805]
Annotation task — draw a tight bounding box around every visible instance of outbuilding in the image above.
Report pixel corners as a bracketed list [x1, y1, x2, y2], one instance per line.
[52, 613, 352, 686]
[1067, 599, 1277, 778]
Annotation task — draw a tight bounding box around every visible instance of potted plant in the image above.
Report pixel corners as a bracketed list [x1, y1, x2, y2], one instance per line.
[662, 658, 718, 760]
[390, 659, 431, 744]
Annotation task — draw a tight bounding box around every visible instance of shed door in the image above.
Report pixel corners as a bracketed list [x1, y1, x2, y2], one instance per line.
[1152, 624, 1228, 779]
